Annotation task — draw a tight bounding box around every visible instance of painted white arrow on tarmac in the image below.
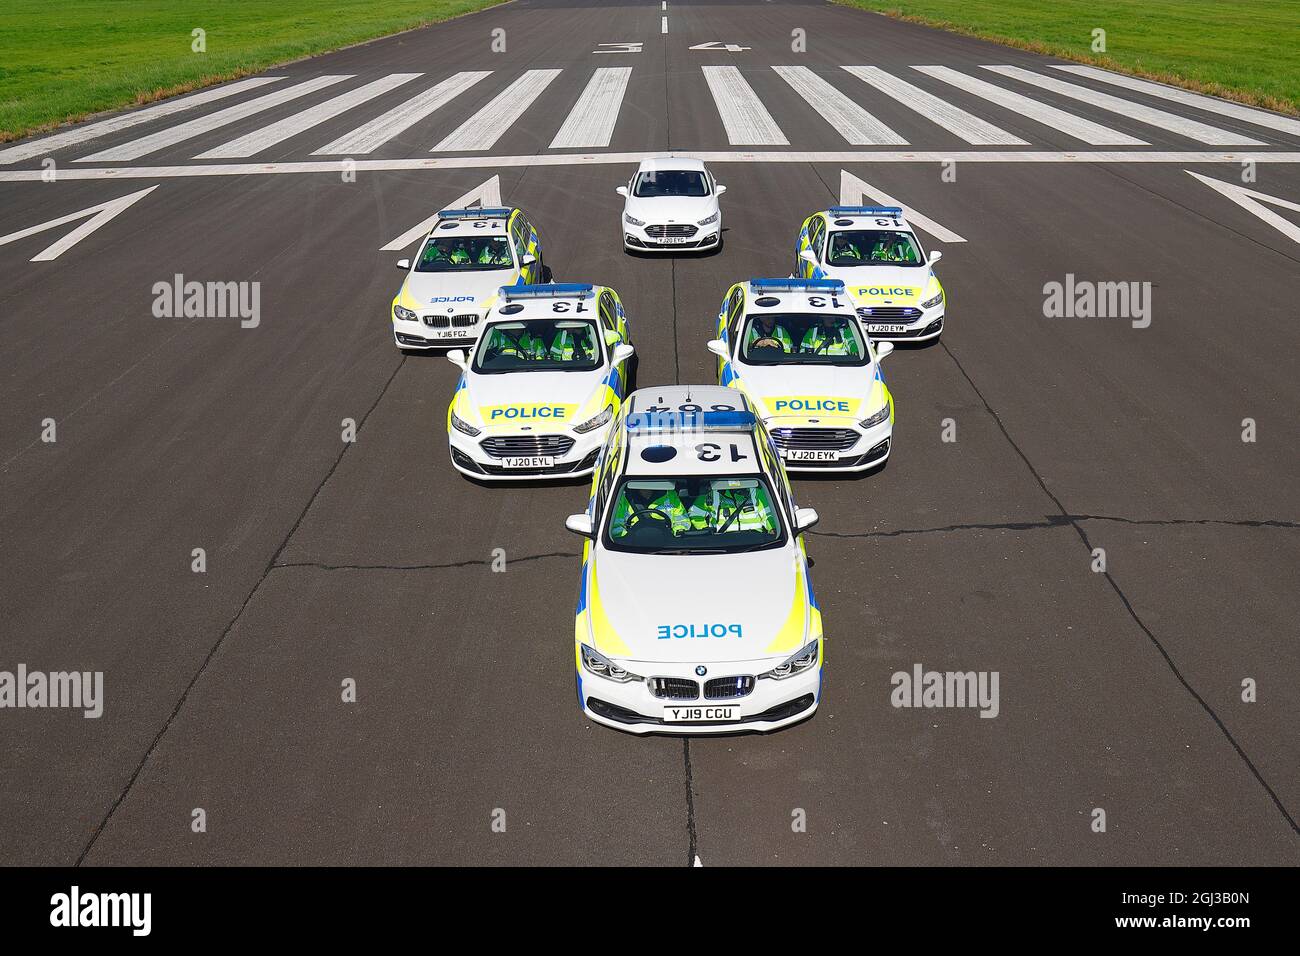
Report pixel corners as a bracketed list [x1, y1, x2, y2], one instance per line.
[839, 170, 965, 243]
[0, 185, 158, 261]
[1187, 171, 1300, 245]
[380, 174, 503, 251]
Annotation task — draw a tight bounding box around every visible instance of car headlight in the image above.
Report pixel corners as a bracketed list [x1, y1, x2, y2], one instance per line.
[860, 402, 890, 428]
[580, 643, 643, 683]
[393, 304, 418, 322]
[572, 405, 613, 434]
[623, 213, 646, 227]
[920, 290, 944, 309]
[450, 410, 481, 437]
[758, 639, 820, 681]
[697, 212, 719, 226]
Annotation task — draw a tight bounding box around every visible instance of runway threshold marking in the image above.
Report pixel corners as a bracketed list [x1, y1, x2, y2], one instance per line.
[841, 66, 1026, 146]
[0, 185, 158, 260]
[773, 66, 907, 146]
[702, 66, 788, 146]
[0, 78, 285, 166]
[1052, 66, 1300, 139]
[380, 174, 502, 250]
[196, 73, 424, 159]
[914, 66, 1148, 147]
[76, 76, 354, 164]
[432, 70, 562, 152]
[839, 169, 965, 243]
[1188, 171, 1300, 245]
[984, 66, 1264, 147]
[313, 72, 492, 155]
[550, 68, 633, 149]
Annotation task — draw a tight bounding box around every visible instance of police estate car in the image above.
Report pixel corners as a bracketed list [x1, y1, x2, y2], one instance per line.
[707, 278, 894, 472]
[794, 206, 946, 342]
[391, 206, 545, 351]
[565, 386, 824, 734]
[445, 284, 634, 481]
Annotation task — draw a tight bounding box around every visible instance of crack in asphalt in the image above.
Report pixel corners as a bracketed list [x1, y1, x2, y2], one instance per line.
[683, 738, 698, 867]
[937, 338, 1300, 836]
[74, 354, 409, 865]
[272, 551, 580, 572]
[811, 514, 1300, 539]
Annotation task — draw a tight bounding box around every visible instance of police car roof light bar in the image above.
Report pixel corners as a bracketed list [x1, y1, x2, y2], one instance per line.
[501, 283, 595, 300]
[625, 410, 757, 433]
[749, 278, 845, 294]
[437, 206, 513, 220]
[829, 205, 904, 218]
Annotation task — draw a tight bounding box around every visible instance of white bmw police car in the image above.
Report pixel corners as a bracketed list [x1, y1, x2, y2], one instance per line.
[445, 283, 634, 481]
[708, 278, 894, 473]
[795, 206, 946, 342]
[566, 386, 824, 734]
[616, 157, 726, 253]
[391, 206, 545, 351]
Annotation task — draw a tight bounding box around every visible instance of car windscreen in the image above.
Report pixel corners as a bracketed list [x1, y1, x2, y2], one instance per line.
[632, 170, 709, 198]
[472, 319, 602, 372]
[741, 313, 867, 365]
[826, 229, 923, 266]
[416, 235, 514, 272]
[603, 476, 786, 554]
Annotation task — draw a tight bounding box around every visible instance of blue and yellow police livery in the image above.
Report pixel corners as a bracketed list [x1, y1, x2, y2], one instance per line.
[445, 284, 634, 481]
[708, 278, 895, 473]
[795, 206, 947, 342]
[391, 206, 546, 351]
[564, 386, 824, 733]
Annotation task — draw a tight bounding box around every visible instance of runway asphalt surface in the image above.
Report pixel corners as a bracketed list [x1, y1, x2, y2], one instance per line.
[1, 0, 1297, 866]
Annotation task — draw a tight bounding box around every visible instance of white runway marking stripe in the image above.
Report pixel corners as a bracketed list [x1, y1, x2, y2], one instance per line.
[841, 66, 1026, 146]
[840, 170, 964, 243]
[432, 70, 562, 151]
[0, 186, 157, 260]
[913, 66, 1146, 146]
[0, 79, 284, 166]
[550, 68, 633, 149]
[78, 75, 353, 162]
[1053, 66, 1300, 139]
[773, 66, 906, 145]
[196, 73, 422, 158]
[313, 72, 491, 155]
[5, 152, 1296, 185]
[703, 66, 788, 146]
[983, 65, 1263, 147]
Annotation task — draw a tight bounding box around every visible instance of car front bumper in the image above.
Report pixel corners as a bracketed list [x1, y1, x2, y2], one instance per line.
[578, 658, 821, 735]
[623, 220, 721, 252]
[769, 416, 893, 474]
[857, 304, 945, 342]
[448, 424, 607, 481]
[392, 316, 481, 350]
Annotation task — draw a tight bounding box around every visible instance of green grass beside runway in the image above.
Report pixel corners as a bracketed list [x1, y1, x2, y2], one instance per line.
[837, 0, 1300, 115]
[0, 0, 509, 141]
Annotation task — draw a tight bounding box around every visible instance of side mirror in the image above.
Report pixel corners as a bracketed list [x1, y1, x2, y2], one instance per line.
[928, 250, 943, 265]
[521, 253, 536, 266]
[874, 341, 894, 360]
[794, 507, 820, 533]
[612, 343, 635, 364]
[615, 185, 629, 197]
[715, 184, 727, 196]
[603, 328, 622, 346]
[565, 513, 594, 538]
[396, 258, 411, 270]
[446, 349, 469, 369]
[799, 249, 818, 265]
[706, 339, 729, 359]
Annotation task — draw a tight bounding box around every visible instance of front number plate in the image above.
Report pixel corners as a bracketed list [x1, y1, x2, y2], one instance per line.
[656, 236, 690, 245]
[867, 323, 907, 334]
[664, 704, 739, 722]
[786, 449, 840, 462]
[500, 456, 554, 468]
